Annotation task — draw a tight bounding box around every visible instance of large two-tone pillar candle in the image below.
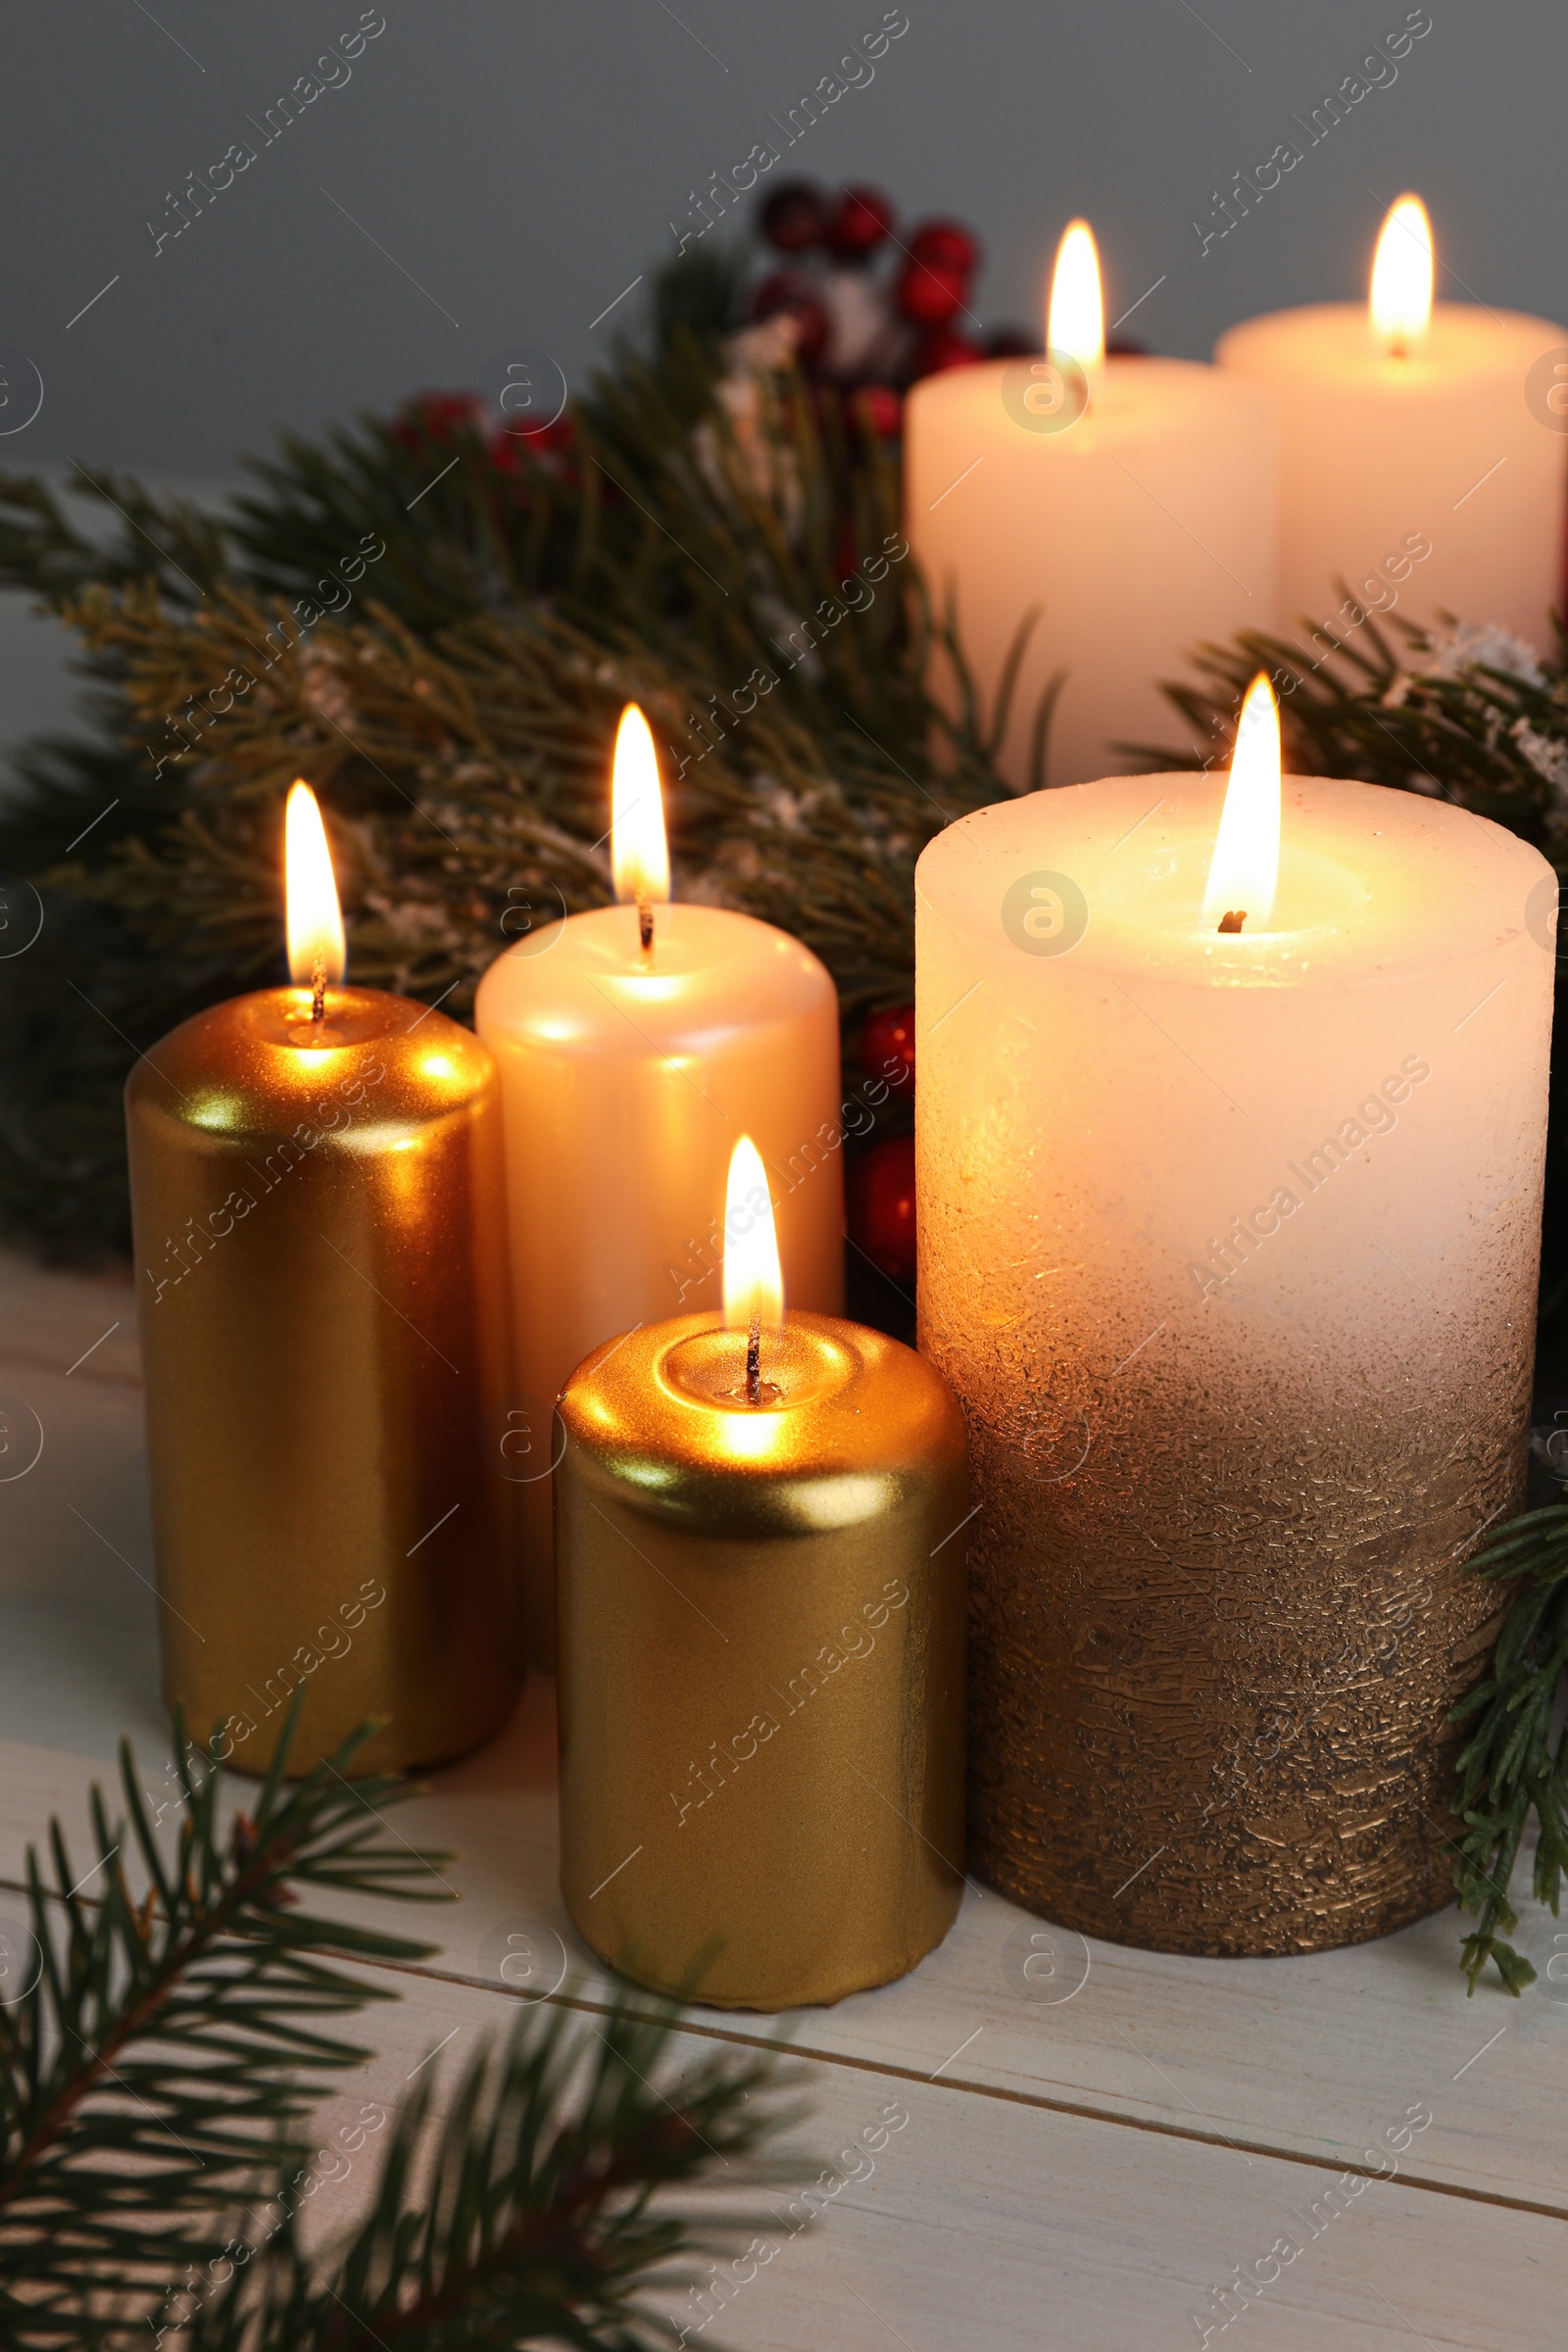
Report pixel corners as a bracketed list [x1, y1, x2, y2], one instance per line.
[126, 786, 519, 1775]
[1217, 195, 1568, 648]
[916, 681, 1554, 1954]
[906, 220, 1278, 788]
[475, 707, 844, 1659]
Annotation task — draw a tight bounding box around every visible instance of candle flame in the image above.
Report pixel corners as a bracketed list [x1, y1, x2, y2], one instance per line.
[1202, 674, 1281, 931]
[1047, 219, 1104, 371]
[611, 703, 670, 912]
[1370, 194, 1433, 352]
[284, 781, 346, 988]
[722, 1135, 784, 1333]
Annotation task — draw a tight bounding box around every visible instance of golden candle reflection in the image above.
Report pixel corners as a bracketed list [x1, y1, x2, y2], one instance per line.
[610, 702, 670, 952]
[1370, 193, 1434, 355]
[1048, 218, 1104, 379]
[1202, 672, 1281, 933]
[284, 780, 346, 1018]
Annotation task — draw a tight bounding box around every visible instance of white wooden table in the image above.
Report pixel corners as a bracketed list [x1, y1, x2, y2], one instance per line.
[2, 1250, 1564, 2348]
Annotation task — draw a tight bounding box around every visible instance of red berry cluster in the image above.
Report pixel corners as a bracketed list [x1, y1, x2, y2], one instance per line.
[389, 392, 580, 488]
[752, 180, 1034, 427]
[848, 1004, 918, 1283]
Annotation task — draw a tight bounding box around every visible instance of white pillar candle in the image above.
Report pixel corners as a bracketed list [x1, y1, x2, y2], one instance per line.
[474, 707, 844, 1661]
[905, 219, 1278, 790]
[915, 681, 1554, 1952]
[1217, 195, 1568, 651]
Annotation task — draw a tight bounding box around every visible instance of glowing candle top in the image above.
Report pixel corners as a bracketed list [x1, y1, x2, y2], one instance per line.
[1369, 192, 1434, 357]
[1047, 217, 1105, 395]
[284, 781, 346, 1018]
[611, 702, 670, 952]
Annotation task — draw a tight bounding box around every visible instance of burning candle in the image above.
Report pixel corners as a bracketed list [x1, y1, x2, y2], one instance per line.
[904, 218, 1279, 788]
[554, 1135, 967, 2012]
[125, 783, 518, 1776]
[915, 684, 1554, 1954]
[1217, 193, 1568, 649]
[474, 704, 844, 1662]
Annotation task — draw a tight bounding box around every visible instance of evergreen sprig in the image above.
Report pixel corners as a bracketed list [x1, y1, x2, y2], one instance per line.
[1143, 602, 1568, 852]
[178, 2000, 799, 2352]
[0, 1703, 451, 2343]
[0, 1705, 801, 2349]
[0, 239, 1012, 1258]
[1450, 1504, 1568, 1994]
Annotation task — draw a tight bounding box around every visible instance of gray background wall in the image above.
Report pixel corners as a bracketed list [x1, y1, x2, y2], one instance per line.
[0, 1, 1562, 736]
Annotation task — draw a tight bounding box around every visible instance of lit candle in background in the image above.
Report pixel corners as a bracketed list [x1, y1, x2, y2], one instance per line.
[126, 783, 518, 1776]
[904, 217, 1278, 788]
[475, 706, 845, 1663]
[1216, 193, 1568, 649]
[1369, 192, 1434, 360]
[555, 1135, 967, 2012]
[915, 686, 1554, 1954]
[1048, 217, 1104, 409]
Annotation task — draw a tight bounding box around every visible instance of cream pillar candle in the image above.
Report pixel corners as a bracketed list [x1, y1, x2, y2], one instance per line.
[906, 220, 1278, 789]
[473, 707, 843, 1660]
[915, 682, 1554, 1954]
[1217, 195, 1568, 650]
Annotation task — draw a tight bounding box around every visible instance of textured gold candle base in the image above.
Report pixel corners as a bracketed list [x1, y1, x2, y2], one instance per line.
[556, 1312, 968, 2012]
[963, 1404, 1522, 1958]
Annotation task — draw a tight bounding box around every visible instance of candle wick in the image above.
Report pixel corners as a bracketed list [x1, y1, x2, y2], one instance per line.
[1217, 908, 1248, 935]
[746, 1309, 761, 1408]
[311, 952, 327, 1022]
[638, 894, 654, 956]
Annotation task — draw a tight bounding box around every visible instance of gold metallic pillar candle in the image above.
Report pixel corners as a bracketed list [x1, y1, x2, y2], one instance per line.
[125, 785, 519, 1777]
[556, 1138, 967, 2011]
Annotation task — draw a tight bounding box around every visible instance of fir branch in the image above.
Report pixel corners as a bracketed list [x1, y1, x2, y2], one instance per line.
[0, 1700, 452, 2344]
[45, 360, 1010, 1034]
[0, 1706, 805, 2352]
[1143, 603, 1568, 850]
[0, 466, 233, 619]
[1450, 1503, 1568, 1994]
[0, 252, 1029, 1255]
[181, 1999, 803, 2352]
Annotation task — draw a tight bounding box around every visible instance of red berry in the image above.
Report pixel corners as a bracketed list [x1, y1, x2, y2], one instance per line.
[751, 270, 830, 364]
[827, 184, 896, 259]
[760, 180, 827, 253]
[489, 414, 577, 486]
[390, 391, 486, 450]
[848, 1135, 917, 1283]
[858, 1003, 915, 1087]
[910, 326, 984, 376]
[850, 383, 904, 440]
[895, 261, 968, 327]
[907, 218, 979, 277]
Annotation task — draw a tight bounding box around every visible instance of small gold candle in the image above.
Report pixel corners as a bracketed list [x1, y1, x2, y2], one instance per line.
[125, 785, 519, 1776]
[556, 1138, 967, 2012]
